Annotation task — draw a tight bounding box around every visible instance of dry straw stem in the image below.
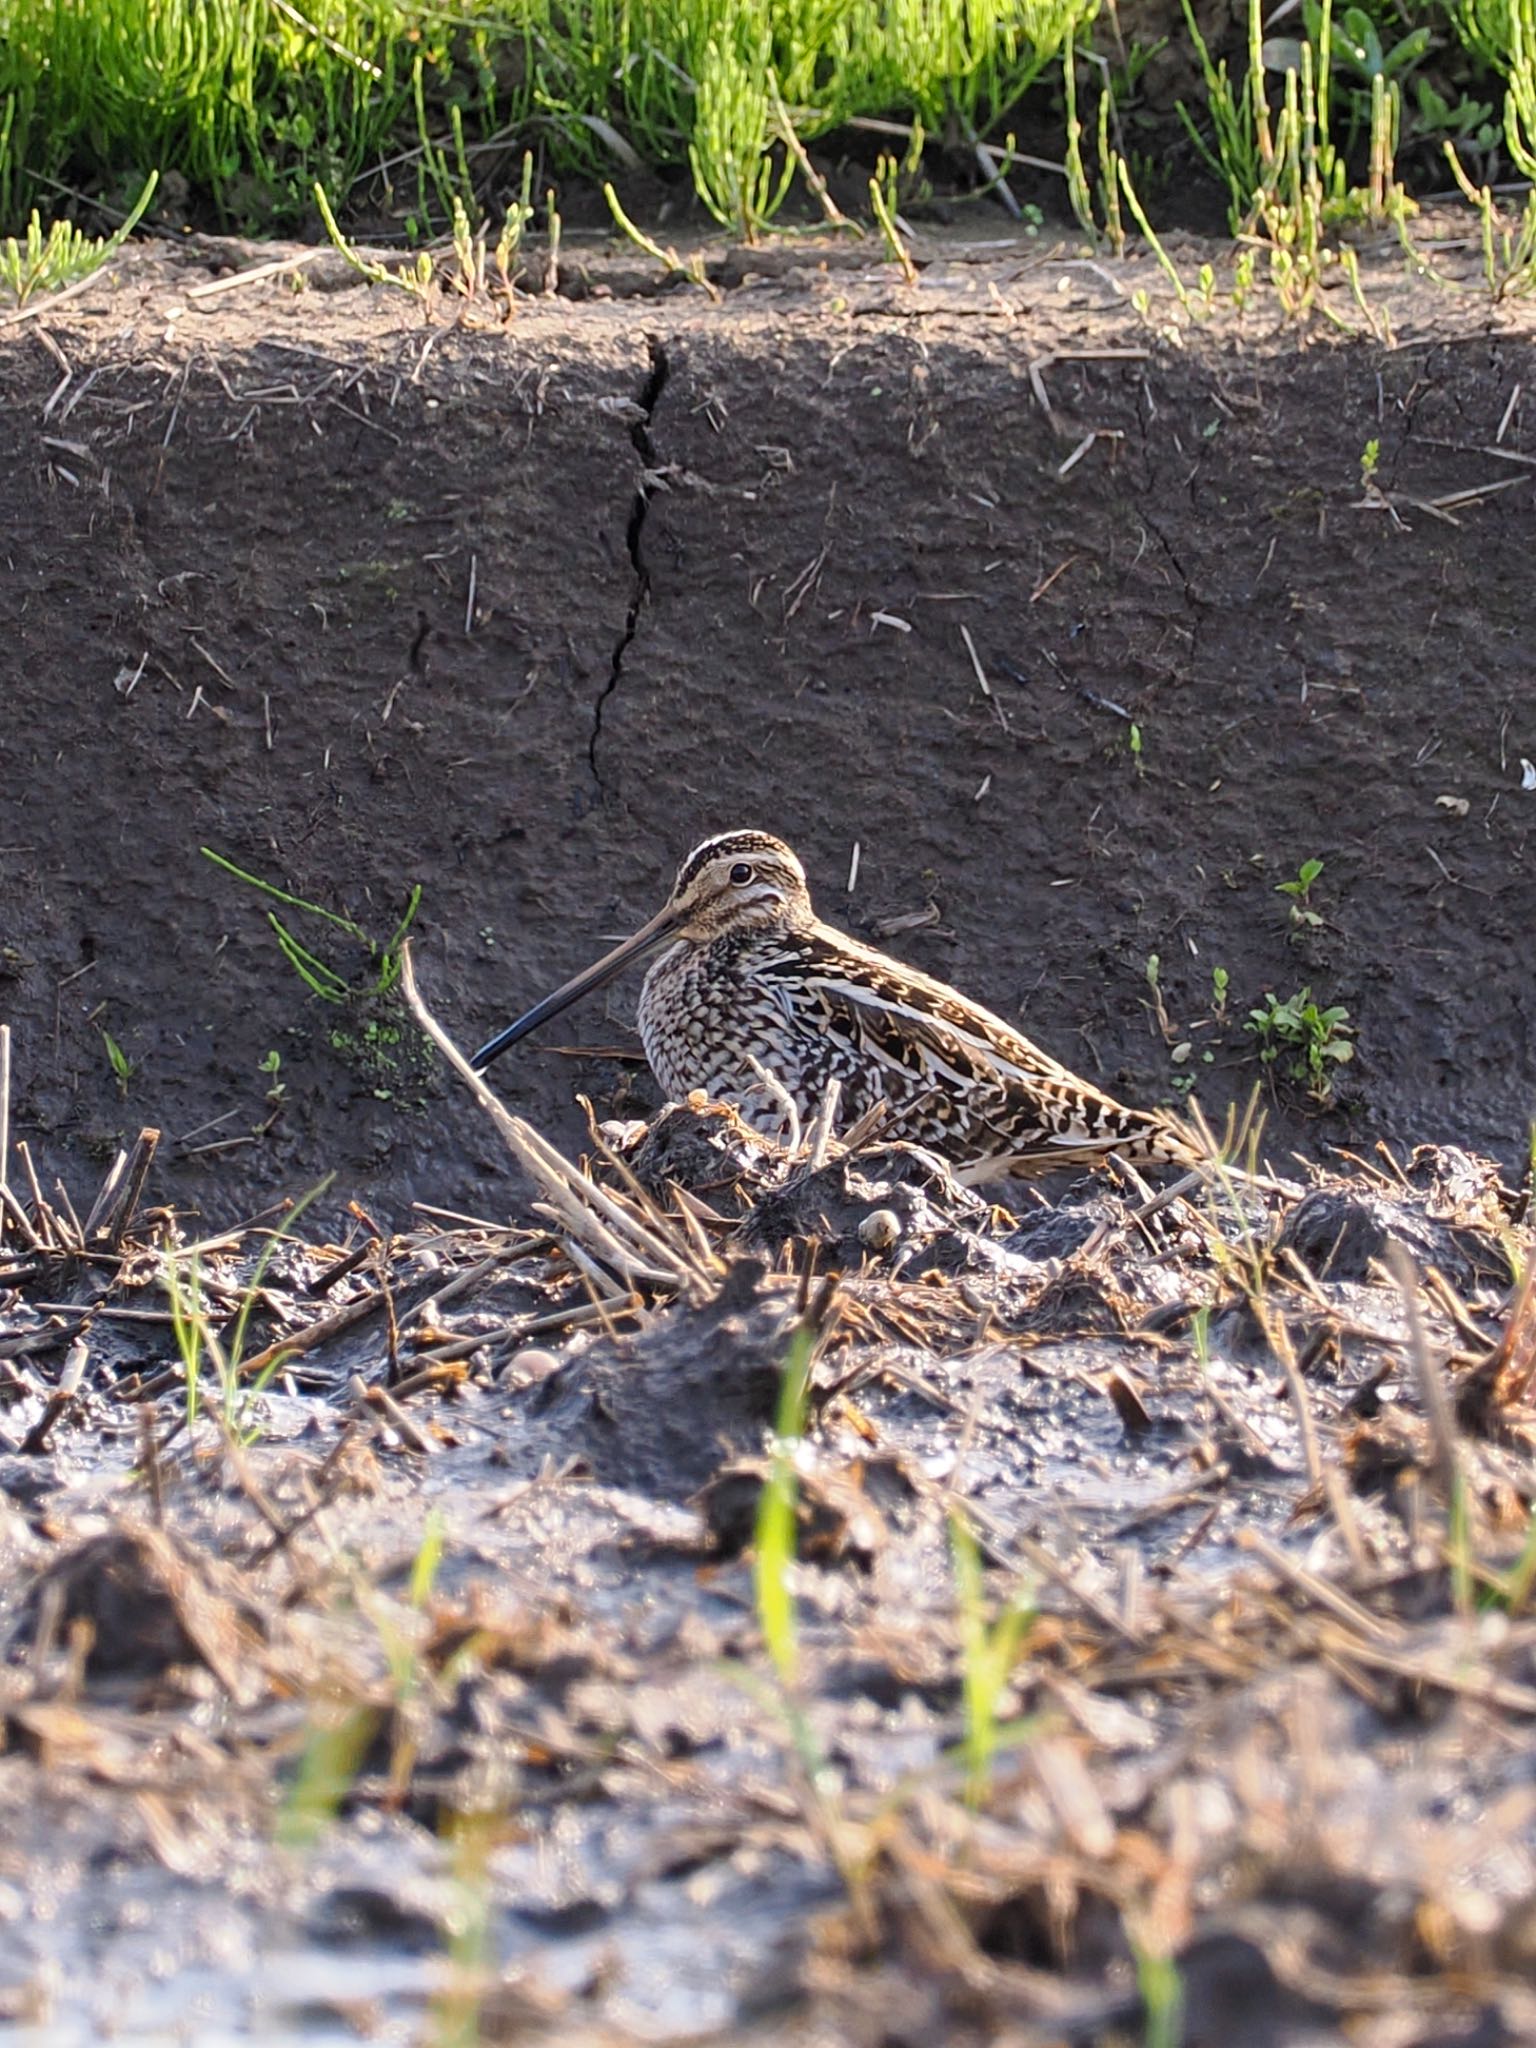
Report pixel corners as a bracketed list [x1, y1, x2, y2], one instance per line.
[1386, 1238, 1461, 1497]
[1494, 1251, 1536, 1401]
[397, 941, 713, 1296]
[1236, 1527, 1402, 1643]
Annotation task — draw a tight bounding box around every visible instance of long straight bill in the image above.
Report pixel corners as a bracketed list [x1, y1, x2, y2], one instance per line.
[470, 903, 681, 1071]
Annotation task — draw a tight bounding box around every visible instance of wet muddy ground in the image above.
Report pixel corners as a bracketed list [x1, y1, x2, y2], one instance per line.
[1, 228, 1535, 2042]
[0, 1080, 1534, 2045]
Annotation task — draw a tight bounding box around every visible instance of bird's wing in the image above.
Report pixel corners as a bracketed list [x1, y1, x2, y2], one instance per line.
[788, 939, 1166, 1157]
[757, 929, 1204, 1171]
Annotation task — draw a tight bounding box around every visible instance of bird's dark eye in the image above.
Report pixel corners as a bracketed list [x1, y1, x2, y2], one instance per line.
[729, 861, 753, 885]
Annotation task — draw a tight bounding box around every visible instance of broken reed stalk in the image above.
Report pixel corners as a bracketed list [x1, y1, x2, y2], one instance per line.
[803, 1076, 842, 1172]
[1252, 1301, 1324, 1491]
[396, 942, 710, 1296]
[18, 1335, 89, 1455]
[83, 1127, 161, 1249]
[14, 1142, 58, 1248]
[1495, 1250, 1536, 1401]
[1386, 1238, 1461, 1497]
[1236, 1527, 1400, 1642]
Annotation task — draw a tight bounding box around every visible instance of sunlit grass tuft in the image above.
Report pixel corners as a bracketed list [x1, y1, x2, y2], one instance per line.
[0, 0, 1095, 240]
[950, 1512, 1034, 1808]
[0, 170, 157, 304]
[162, 1173, 334, 1445]
[754, 1320, 815, 1686]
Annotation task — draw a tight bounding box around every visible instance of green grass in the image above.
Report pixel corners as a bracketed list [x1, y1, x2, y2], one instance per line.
[162, 1172, 334, 1444]
[0, 0, 1092, 242]
[754, 1320, 815, 1686]
[950, 1512, 1034, 1808]
[201, 847, 421, 1006]
[2, 0, 1534, 295]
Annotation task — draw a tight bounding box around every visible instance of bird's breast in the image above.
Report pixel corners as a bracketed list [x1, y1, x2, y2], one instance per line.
[637, 934, 815, 1109]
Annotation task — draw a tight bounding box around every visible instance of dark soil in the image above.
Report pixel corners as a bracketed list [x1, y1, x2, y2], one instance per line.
[1, 226, 1533, 1236]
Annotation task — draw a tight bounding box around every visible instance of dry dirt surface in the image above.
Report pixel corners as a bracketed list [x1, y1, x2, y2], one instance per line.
[1, 226, 1533, 1229]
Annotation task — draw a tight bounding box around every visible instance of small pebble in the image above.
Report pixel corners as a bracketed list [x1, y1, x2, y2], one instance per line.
[499, 1345, 561, 1384]
[859, 1208, 902, 1252]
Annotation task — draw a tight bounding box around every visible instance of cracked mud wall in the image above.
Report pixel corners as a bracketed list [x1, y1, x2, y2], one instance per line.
[589, 336, 670, 789]
[1, 262, 1533, 1223]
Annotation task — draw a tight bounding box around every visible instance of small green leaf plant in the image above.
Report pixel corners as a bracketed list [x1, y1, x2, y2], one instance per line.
[1276, 855, 1326, 931]
[1246, 987, 1355, 1102]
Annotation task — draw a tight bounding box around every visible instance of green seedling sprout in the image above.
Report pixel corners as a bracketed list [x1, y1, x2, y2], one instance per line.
[161, 1172, 335, 1445]
[1135, 1940, 1187, 2048]
[99, 1027, 133, 1094]
[1276, 855, 1326, 929]
[950, 1512, 1034, 1808]
[754, 1320, 814, 1686]
[282, 1509, 451, 1854]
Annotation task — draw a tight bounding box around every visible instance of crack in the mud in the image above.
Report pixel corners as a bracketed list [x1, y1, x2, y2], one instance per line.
[589, 338, 671, 789]
[1131, 374, 1208, 671]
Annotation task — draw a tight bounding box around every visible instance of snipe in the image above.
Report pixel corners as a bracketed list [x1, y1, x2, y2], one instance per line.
[472, 830, 1197, 1175]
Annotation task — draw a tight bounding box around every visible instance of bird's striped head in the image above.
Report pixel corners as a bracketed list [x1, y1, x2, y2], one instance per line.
[469, 829, 811, 1071]
[665, 831, 813, 939]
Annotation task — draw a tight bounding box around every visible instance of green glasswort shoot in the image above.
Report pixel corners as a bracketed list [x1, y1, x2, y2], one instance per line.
[313, 179, 433, 297]
[754, 1321, 815, 1686]
[202, 847, 421, 1004]
[602, 181, 714, 294]
[1135, 1942, 1186, 2048]
[868, 155, 918, 284]
[950, 1511, 1033, 1808]
[0, 170, 158, 305]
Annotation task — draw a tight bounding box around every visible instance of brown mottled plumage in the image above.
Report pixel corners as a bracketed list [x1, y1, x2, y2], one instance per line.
[472, 831, 1198, 1175]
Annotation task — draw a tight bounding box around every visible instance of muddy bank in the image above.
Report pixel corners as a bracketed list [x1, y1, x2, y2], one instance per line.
[0, 232, 1532, 1230]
